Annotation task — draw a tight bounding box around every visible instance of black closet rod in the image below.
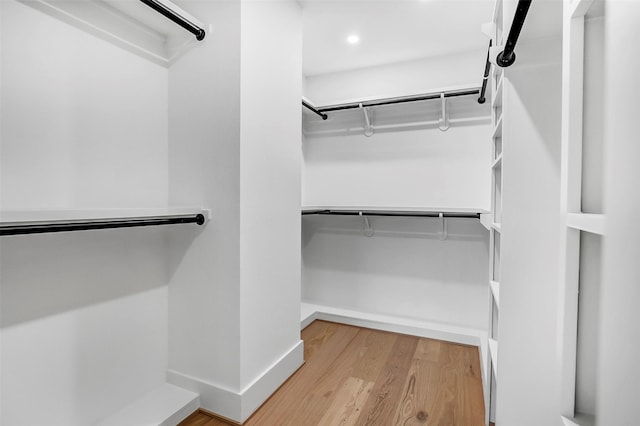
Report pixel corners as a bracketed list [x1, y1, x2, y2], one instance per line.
[496, 0, 532, 67]
[477, 40, 492, 104]
[303, 210, 480, 219]
[139, 0, 206, 41]
[302, 100, 328, 120]
[0, 214, 206, 236]
[318, 89, 480, 113]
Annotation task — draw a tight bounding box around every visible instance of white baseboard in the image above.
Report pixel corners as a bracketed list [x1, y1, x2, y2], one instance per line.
[301, 301, 486, 346]
[167, 340, 304, 423]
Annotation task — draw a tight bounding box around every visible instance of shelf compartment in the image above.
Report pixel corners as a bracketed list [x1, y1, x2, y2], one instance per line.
[566, 213, 605, 235]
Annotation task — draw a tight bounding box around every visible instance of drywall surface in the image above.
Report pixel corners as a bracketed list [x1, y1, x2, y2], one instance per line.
[304, 50, 484, 105]
[0, 0, 169, 424]
[167, 0, 242, 398]
[168, 0, 303, 421]
[302, 216, 489, 330]
[239, 0, 302, 396]
[303, 124, 491, 210]
[598, 3, 640, 424]
[496, 43, 563, 425]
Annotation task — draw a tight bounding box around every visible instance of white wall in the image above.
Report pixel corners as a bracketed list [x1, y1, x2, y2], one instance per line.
[167, 0, 242, 397]
[303, 125, 491, 210]
[167, 0, 303, 422]
[0, 1, 169, 424]
[302, 216, 489, 330]
[597, 2, 640, 424]
[301, 49, 491, 334]
[496, 39, 563, 426]
[304, 50, 485, 105]
[238, 0, 302, 402]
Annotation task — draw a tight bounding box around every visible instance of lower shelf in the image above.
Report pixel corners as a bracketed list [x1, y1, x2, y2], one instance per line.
[96, 383, 199, 426]
[562, 413, 595, 426]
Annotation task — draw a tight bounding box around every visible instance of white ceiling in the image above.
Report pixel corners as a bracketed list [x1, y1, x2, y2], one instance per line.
[301, 0, 496, 76]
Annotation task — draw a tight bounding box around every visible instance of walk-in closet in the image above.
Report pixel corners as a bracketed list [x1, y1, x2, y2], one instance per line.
[1, 0, 638, 425]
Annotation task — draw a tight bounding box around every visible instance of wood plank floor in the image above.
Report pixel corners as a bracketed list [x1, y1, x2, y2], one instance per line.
[180, 320, 485, 426]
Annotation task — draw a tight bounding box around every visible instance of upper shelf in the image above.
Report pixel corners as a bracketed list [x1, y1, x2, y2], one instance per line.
[302, 85, 491, 138]
[302, 206, 488, 219]
[0, 207, 209, 236]
[22, 0, 207, 67]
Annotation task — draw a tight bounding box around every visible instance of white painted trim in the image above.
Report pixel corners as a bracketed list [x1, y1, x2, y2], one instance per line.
[488, 338, 498, 378]
[480, 213, 493, 231]
[562, 413, 596, 426]
[96, 383, 199, 426]
[300, 302, 485, 347]
[567, 213, 605, 235]
[167, 341, 304, 423]
[239, 341, 304, 422]
[570, 0, 596, 19]
[301, 206, 488, 215]
[492, 116, 503, 139]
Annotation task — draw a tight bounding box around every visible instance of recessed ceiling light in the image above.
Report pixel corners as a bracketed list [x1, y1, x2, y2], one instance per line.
[347, 34, 360, 44]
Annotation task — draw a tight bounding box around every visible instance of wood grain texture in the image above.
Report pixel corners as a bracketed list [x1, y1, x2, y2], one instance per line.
[179, 321, 485, 426]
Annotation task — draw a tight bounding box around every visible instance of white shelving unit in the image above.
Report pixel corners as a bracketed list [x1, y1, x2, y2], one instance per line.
[559, 0, 605, 423]
[486, 1, 504, 423]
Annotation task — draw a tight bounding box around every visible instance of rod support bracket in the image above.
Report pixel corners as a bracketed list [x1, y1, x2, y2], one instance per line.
[360, 211, 374, 237]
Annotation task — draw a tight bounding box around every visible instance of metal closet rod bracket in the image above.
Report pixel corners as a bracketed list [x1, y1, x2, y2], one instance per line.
[360, 103, 374, 137]
[359, 211, 374, 237]
[139, 0, 206, 41]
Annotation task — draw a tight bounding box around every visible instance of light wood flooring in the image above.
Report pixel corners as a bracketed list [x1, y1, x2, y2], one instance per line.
[180, 320, 485, 426]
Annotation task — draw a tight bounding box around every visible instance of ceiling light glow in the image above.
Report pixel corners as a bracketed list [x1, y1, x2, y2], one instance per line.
[347, 34, 360, 44]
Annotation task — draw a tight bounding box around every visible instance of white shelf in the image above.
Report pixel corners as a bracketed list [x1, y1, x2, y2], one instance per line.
[302, 84, 491, 137]
[492, 116, 503, 139]
[480, 213, 493, 231]
[302, 206, 488, 215]
[491, 154, 503, 169]
[561, 413, 596, 426]
[96, 383, 199, 426]
[489, 338, 499, 377]
[301, 302, 486, 347]
[566, 213, 605, 235]
[23, 0, 206, 67]
[492, 74, 504, 109]
[492, 222, 502, 232]
[490, 280, 500, 308]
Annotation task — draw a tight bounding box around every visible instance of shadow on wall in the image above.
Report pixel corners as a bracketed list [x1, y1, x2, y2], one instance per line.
[0, 225, 202, 328]
[302, 215, 489, 280]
